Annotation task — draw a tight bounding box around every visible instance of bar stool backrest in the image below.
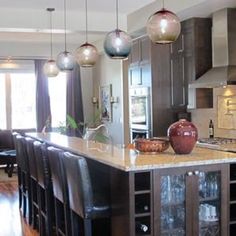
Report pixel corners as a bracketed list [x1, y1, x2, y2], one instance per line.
[33, 141, 51, 188]
[12, 132, 20, 165]
[63, 152, 93, 218]
[15, 135, 29, 172]
[47, 146, 67, 203]
[25, 137, 38, 181]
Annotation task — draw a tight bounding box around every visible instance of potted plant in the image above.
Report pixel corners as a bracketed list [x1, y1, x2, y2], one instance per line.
[59, 110, 111, 144]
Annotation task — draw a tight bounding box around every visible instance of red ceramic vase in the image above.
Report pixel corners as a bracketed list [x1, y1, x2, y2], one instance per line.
[167, 119, 198, 154]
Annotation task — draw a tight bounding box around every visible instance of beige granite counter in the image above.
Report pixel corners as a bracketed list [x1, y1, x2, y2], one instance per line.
[197, 142, 236, 153]
[27, 132, 236, 172]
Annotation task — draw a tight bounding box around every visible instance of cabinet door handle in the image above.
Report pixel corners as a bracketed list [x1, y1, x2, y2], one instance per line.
[194, 170, 200, 176]
[178, 49, 183, 53]
[187, 171, 193, 176]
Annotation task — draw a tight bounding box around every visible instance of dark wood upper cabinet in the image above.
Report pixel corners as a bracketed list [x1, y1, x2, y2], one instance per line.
[128, 36, 173, 137]
[129, 37, 151, 67]
[170, 18, 212, 110]
[129, 39, 140, 66]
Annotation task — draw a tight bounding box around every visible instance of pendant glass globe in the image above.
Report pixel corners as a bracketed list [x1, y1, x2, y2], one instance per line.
[75, 43, 99, 67]
[146, 8, 181, 44]
[56, 51, 75, 71]
[43, 59, 59, 77]
[104, 29, 132, 59]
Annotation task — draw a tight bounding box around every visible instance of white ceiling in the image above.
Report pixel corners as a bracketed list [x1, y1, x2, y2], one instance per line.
[0, 0, 155, 14]
[0, 0, 235, 58]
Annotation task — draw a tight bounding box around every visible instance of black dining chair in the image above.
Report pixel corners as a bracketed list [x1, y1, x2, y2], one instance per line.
[25, 137, 40, 229]
[33, 141, 54, 236]
[15, 135, 32, 224]
[12, 132, 22, 208]
[47, 146, 71, 236]
[62, 152, 111, 236]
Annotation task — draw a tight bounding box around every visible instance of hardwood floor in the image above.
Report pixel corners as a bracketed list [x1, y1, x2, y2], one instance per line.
[0, 181, 39, 236]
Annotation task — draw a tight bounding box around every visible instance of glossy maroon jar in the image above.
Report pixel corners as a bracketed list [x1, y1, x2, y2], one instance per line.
[167, 119, 198, 154]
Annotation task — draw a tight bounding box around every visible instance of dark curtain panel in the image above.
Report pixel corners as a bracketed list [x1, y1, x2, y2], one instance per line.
[35, 59, 51, 132]
[66, 64, 84, 137]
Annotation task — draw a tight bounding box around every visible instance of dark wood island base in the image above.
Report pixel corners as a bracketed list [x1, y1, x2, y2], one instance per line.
[26, 132, 236, 236]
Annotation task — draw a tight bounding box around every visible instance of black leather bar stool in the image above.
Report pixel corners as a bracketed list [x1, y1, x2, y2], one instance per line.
[25, 137, 39, 229]
[12, 132, 22, 209]
[47, 146, 71, 236]
[62, 152, 111, 236]
[15, 135, 32, 224]
[33, 141, 54, 236]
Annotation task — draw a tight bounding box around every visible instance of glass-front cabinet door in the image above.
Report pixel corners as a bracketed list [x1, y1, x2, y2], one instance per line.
[195, 165, 228, 236]
[154, 168, 189, 236]
[154, 164, 228, 236]
[160, 174, 186, 236]
[198, 170, 221, 236]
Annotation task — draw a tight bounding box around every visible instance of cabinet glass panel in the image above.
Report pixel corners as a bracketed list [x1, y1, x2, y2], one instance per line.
[198, 171, 221, 236]
[160, 175, 186, 236]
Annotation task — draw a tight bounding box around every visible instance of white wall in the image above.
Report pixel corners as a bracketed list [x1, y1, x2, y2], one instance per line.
[93, 53, 125, 145]
[80, 68, 94, 124]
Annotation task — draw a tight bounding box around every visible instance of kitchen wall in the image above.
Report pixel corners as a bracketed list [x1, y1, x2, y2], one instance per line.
[93, 53, 128, 145]
[80, 68, 94, 124]
[190, 86, 236, 138]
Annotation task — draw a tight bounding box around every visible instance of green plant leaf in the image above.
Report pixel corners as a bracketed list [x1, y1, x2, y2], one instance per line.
[66, 114, 79, 129]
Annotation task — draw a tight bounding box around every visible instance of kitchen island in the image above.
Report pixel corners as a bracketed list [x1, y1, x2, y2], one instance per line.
[27, 132, 236, 236]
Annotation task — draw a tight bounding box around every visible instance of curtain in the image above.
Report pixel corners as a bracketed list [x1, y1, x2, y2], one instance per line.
[66, 64, 84, 137]
[35, 60, 51, 132]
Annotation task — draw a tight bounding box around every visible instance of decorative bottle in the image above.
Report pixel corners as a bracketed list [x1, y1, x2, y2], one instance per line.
[209, 119, 214, 138]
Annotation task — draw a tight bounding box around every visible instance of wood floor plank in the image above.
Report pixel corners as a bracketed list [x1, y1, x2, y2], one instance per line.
[0, 181, 39, 236]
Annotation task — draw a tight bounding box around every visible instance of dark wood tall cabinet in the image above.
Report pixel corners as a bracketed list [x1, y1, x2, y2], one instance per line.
[128, 36, 173, 137]
[170, 17, 212, 110]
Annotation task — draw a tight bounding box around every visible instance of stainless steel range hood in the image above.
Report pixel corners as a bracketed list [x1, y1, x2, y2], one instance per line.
[189, 8, 236, 88]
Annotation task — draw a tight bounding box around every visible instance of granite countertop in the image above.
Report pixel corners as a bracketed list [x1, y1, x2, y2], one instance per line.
[197, 142, 236, 153]
[27, 132, 236, 172]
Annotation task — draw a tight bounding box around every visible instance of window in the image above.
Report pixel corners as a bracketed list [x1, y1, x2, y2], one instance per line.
[11, 73, 36, 129]
[0, 74, 6, 129]
[0, 72, 36, 130]
[48, 73, 67, 128]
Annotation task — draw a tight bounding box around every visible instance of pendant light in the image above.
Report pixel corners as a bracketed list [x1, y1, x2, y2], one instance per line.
[43, 8, 59, 77]
[146, 0, 181, 44]
[75, 0, 98, 67]
[56, 0, 75, 71]
[103, 0, 132, 59]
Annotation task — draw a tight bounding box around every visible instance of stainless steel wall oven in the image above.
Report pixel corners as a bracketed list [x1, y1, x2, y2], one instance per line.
[129, 87, 151, 131]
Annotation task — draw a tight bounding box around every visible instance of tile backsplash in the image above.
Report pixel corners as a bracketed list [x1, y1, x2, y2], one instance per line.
[189, 86, 236, 139]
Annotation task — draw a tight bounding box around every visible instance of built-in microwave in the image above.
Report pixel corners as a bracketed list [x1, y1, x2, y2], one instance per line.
[129, 87, 151, 131]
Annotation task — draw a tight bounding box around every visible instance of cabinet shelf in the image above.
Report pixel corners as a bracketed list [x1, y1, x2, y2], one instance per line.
[200, 220, 219, 228]
[136, 234, 151, 236]
[161, 201, 185, 207]
[162, 227, 185, 234]
[135, 190, 151, 195]
[135, 212, 151, 218]
[199, 197, 219, 203]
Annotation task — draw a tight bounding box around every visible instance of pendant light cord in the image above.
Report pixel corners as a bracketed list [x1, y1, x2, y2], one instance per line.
[116, 0, 118, 29]
[162, 0, 165, 9]
[50, 10, 53, 59]
[63, 0, 67, 51]
[85, 0, 88, 42]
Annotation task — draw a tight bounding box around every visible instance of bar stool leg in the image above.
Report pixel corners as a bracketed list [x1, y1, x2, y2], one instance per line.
[27, 177, 32, 225]
[84, 219, 92, 236]
[45, 188, 53, 236]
